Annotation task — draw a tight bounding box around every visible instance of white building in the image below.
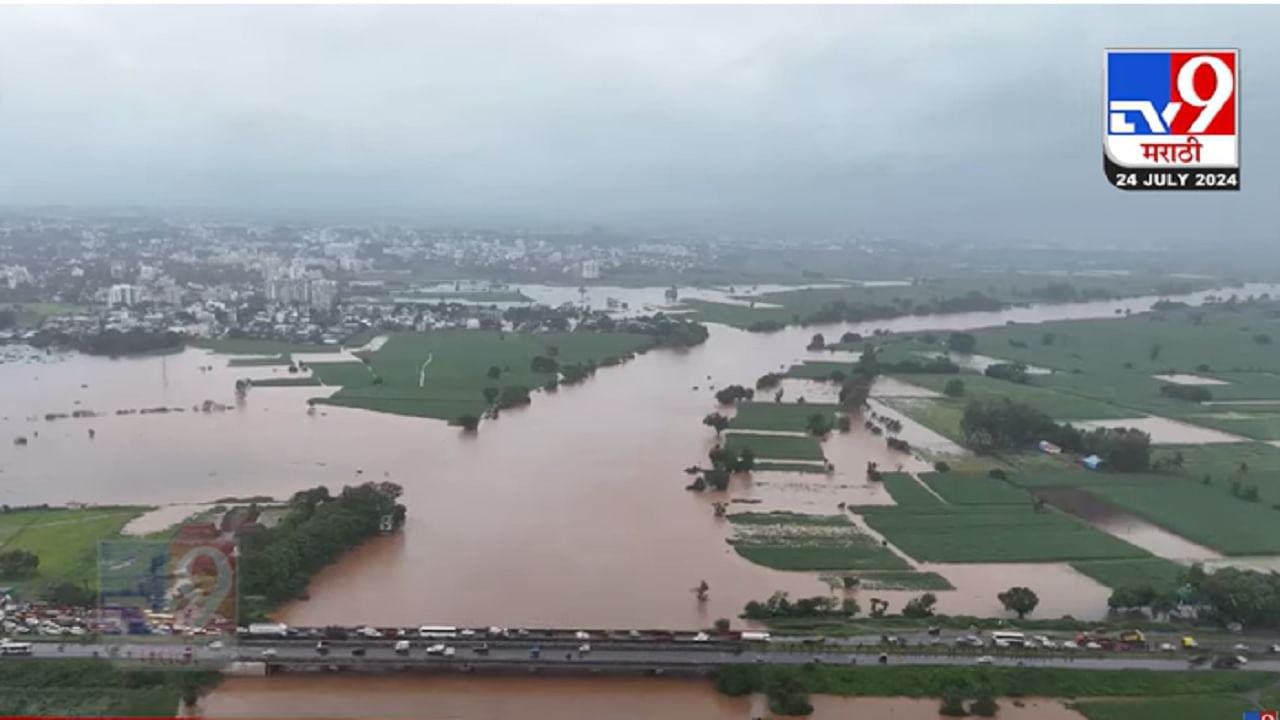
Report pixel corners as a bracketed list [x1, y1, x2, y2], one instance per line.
[308, 278, 338, 311]
[581, 260, 600, 280]
[108, 284, 140, 307]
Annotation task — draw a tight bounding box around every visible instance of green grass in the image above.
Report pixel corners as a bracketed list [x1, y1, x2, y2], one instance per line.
[0, 660, 219, 717]
[1072, 696, 1256, 720]
[716, 664, 1273, 699]
[729, 402, 842, 433]
[784, 361, 853, 380]
[1086, 482, 1280, 555]
[920, 472, 1034, 505]
[227, 354, 292, 367]
[823, 570, 955, 591]
[878, 397, 968, 444]
[195, 338, 342, 354]
[0, 507, 147, 592]
[1177, 411, 1280, 440]
[309, 330, 655, 420]
[858, 505, 1150, 563]
[899, 373, 1134, 420]
[723, 432, 825, 461]
[727, 513, 909, 571]
[251, 377, 322, 387]
[879, 472, 944, 507]
[754, 462, 831, 474]
[1070, 558, 1187, 593]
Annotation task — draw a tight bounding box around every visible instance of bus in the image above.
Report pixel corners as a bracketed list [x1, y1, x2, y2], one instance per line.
[990, 631, 1026, 648]
[418, 625, 458, 639]
[0, 641, 33, 656]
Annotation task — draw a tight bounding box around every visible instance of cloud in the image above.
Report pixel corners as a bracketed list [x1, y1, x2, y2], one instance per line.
[0, 5, 1275, 241]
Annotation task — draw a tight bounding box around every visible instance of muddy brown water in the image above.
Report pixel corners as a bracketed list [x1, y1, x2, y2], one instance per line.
[1039, 488, 1221, 561]
[199, 676, 1084, 720]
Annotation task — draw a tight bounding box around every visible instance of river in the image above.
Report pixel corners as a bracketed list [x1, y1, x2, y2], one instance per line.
[1, 284, 1271, 717]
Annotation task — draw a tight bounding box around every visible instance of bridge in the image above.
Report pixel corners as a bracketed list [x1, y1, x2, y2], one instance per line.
[16, 635, 1280, 678]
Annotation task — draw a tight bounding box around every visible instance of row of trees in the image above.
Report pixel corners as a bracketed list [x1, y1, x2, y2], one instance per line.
[742, 586, 1039, 623]
[959, 398, 1152, 471]
[0, 549, 38, 579]
[239, 482, 407, 609]
[1111, 564, 1280, 629]
[31, 328, 187, 357]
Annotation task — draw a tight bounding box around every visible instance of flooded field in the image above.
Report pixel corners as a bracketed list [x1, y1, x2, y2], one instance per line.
[0, 284, 1262, 632]
[1039, 488, 1222, 561]
[1076, 417, 1247, 445]
[199, 676, 1084, 720]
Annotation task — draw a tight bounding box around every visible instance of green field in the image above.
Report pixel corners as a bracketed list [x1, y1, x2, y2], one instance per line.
[0, 507, 148, 592]
[879, 472, 944, 507]
[1086, 482, 1280, 555]
[227, 354, 293, 367]
[1072, 696, 1255, 720]
[858, 505, 1150, 563]
[723, 432, 826, 461]
[920, 472, 1034, 505]
[0, 660, 218, 717]
[754, 461, 831, 474]
[823, 570, 955, 591]
[1178, 410, 1280, 440]
[301, 330, 655, 421]
[195, 338, 342, 354]
[898, 373, 1134, 420]
[784, 361, 854, 380]
[726, 512, 909, 571]
[251, 377, 322, 387]
[729, 402, 842, 433]
[1069, 558, 1187, 592]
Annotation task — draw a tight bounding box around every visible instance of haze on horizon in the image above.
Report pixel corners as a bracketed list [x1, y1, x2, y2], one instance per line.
[0, 4, 1277, 243]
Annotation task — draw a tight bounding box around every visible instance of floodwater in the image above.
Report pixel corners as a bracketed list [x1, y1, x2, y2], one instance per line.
[199, 676, 1084, 720]
[0, 283, 1273, 632]
[1038, 488, 1221, 561]
[1075, 417, 1246, 445]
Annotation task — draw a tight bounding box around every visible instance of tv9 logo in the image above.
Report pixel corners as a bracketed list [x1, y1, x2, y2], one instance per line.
[1104, 49, 1239, 191]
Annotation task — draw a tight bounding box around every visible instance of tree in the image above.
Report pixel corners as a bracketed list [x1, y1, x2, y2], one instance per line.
[807, 333, 826, 350]
[530, 355, 559, 373]
[841, 598, 861, 616]
[868, 597, 889, 618]
[944, 379, 965, 397]
[940, 695, 970, 717]
[901, 592, 938, 618]
[756, 372, 783, 390]
[948, 332, 977, 353]
[997, 586, 1039, 618]
[713, 618, 731, 633]
[482, 387, 500, 405]
[450, 414, 480, 432]
[486, 365, 502, 379]
[703, 412, 730, 436]
[714, 385, 755, 405]
[969, 696, 999, 717]
[835, 415, 852, 432]
[805, 413, 834, 437]
[42, 581, 95, 607]
[0, 549, 38, 579]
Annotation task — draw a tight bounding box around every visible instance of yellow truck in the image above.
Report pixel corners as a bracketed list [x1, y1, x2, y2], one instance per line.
[1182, 635, 1199, 649]
[1120, 629, 1145, 644]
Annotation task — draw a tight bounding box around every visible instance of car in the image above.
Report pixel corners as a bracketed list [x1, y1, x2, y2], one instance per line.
[878, 653, 888, 665]
[1271, 644, 1280, 654]
[628, 630, 642, 639]
[578, 643, 591, 654]
[1233, 643, 1251, 652]
[529, 646, 542, 659]
[927, 626, 941, 636]
[1062, 640, 1078, 650]
[1159, 642, 1177, 652]
[460, 629, 477, 638]
[692, 632, 710, 642]
[182, 646, 193, 658]
[394, 640, 411, 654]
[209, 640, 224, 650]
[754, 655, 764, 663]
[574, 631, 590, 640]
[67, 626, 86, 637]
[351, 647, 366, 657]
[1085, 641, 1102, 650]
[260, 648, 277, 658]
[443, 647, 456, 657]
[811, 656, 823, 664]
[474, 643, 490, 655]
[426, 644, 447, 655]
[976, 656, 994, 665]
[487, 626, 507, 637]
[358, 627, 382, 639]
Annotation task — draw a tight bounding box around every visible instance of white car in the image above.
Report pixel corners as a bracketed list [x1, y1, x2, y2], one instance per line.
[425, 644, 447, 655]
[1233, 643, 1251, 652]
[459, 629, 476, 638]
[260, 648, 277, 658]
[1270, 644, 1280, 654]
[443, 646, 456, 657]
[1159, 642, 1177, 652]
[578, 643, 591, 654]
[67, 626, 86, 637]
[209, 640, 225, 650]
[1085, 641, 1102, 650]
[693, 632, 710, 642]
[1062, 640, 1079, 650]
[976, 656, 994, 665]
[358, 627, 382, 639]
[574, 631, 590, 640]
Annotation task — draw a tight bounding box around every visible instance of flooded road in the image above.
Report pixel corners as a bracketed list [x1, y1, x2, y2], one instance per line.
[199, 676, 1084, 720]
[0, 284, 1269, 632]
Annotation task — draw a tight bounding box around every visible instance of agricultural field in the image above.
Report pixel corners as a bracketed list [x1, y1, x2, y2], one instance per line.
[1071, 696, 1256, 720]
[723, 432, 826, 461]
[301, 330, 655, 421]
[1069, 558, 1187, 593]
[878, 472, 943, 507]
[0, 507, 148, 592]
[822, 570, 955, 591]
[227, 355, 293, 367]
[920, 471, 1034, 505]
[1085, 482, 1280, 555]
[726, 512, 909, 571]
[194, 338, 344, 354]
[729, 402, 843, 433]
[857, 505, 1150, 563]
[894, 373, 1134, 420]
[783, 361, 854, 380]
[681, 276, 1206, 330]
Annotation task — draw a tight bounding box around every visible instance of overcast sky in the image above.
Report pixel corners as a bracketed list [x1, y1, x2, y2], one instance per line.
[0, 5, 1276, 243]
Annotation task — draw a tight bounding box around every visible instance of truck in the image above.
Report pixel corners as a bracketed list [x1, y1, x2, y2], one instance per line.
[740, 631, 771, 642]
[394, 640, 411, 655]
[1119, 630, 1145, 644]
[247, 623, 289, 638]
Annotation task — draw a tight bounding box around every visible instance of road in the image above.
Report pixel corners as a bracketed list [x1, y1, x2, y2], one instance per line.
[20, 637, 1280, 674]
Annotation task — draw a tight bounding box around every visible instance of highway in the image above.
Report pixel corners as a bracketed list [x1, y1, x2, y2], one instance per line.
[18, 636, 1280, 675]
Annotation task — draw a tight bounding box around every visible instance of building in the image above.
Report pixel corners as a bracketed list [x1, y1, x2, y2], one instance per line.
[108, 284, 140, 307]
[307, 278, 338, 311]
[581, 260, 600, 280]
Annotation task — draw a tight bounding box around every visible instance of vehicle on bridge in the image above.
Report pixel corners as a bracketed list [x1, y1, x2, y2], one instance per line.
[394, 640, 411, 655]
[0, 641, 32, 656]
[418, 625, 458, 639]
